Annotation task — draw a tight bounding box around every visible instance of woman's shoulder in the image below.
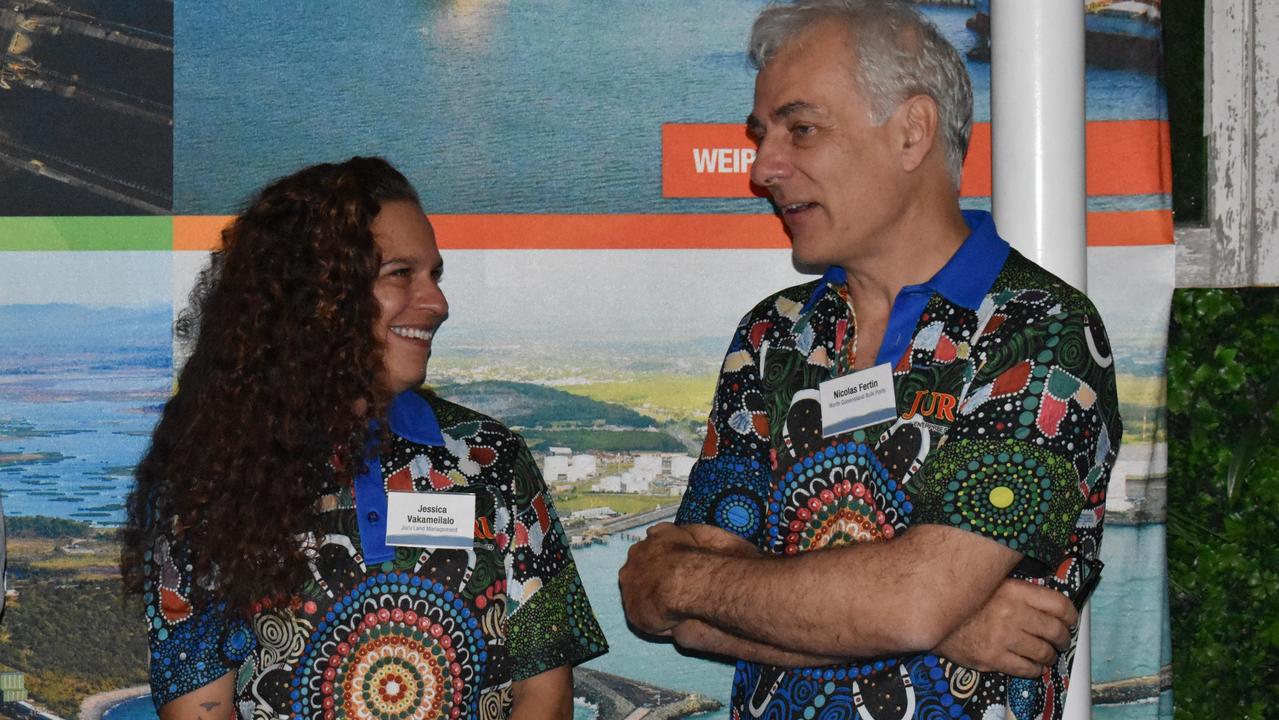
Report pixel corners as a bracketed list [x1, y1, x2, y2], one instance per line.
[414, 388, 523, 444]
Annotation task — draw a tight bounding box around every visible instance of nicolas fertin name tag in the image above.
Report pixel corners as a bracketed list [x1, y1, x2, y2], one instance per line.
[385, 491, 475, 550]
[819, 362, 897, 437]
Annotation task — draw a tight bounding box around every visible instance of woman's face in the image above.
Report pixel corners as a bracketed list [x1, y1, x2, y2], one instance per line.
[370, 200, 449, 394]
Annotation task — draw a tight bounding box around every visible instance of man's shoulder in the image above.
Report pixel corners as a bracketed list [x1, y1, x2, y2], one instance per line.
[990, 249, 1105, 321]
[737, 277, 827, 327]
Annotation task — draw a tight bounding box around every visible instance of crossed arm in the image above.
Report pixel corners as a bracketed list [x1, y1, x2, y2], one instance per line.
[619, 521, 1077, 676]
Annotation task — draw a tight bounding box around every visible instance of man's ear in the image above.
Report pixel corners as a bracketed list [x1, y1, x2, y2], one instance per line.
[896, 94, 940, 173]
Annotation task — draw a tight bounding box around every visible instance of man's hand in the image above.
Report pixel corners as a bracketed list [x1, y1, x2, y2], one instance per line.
[682, 523, 759, 557]
[934, 578, 1078, 678]
[619, 522, 702, 636]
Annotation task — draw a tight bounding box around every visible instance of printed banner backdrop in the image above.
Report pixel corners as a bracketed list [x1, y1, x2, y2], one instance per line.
[0, 2, 1171, 719]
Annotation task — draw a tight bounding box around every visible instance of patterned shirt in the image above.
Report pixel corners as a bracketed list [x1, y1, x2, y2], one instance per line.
[677, 211, 1120, 720]
[143, 390, 607, 719]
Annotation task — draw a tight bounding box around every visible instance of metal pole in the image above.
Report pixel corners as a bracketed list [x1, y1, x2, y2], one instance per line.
[991, 0, 1088, 289]
[990, 1, 1090, 719]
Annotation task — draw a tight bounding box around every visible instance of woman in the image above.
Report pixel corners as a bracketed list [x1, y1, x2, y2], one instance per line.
[122, 157, 607, 720]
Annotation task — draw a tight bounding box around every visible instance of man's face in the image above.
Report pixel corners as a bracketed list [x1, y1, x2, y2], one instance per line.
[748, 22, 905, 269]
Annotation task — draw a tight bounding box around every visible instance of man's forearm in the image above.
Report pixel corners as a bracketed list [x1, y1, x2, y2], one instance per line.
[670, 619, 845, 668]
[668, 524, 1021, 657]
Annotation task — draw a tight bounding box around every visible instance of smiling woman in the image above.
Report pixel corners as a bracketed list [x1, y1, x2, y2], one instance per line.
[119, 157, 606, 720]
[370, 200, 449, 394]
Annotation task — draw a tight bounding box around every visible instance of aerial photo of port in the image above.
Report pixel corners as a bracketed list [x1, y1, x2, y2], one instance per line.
[0, 0, 1169, 718]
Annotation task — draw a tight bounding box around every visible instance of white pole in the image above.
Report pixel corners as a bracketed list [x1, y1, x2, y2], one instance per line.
[990, 2, 1091, 719]
[991, 0, 1088, 289]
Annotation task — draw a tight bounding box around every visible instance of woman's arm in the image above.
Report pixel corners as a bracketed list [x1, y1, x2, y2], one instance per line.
[158, 670, 235, 720]
[510, 665, 574, 720]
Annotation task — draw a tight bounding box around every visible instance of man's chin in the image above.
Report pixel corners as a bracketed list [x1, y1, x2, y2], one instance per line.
[789, 242, 835, 274]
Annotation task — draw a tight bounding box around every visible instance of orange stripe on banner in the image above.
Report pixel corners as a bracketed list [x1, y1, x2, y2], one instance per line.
[430, 214, 790, 249]
[953, 121, 1171, 198]
[1086, 209, 1173, 246]
[959, 123, 992, 197]
[173, 211, 1170, 250]
[173, 215, 231, 250]
[1086, 120, 1172, 197]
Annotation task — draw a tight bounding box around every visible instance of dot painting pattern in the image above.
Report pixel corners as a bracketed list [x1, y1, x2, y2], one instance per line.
[678, 243, 1121, 720]
[142, 392, 607, 718]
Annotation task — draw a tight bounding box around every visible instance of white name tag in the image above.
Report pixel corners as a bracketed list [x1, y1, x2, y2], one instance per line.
[819, 363, 897, 437]
[385, 491, 475, 550]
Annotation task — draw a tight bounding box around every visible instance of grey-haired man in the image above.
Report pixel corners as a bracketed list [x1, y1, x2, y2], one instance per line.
[620, 2, 1120, 719]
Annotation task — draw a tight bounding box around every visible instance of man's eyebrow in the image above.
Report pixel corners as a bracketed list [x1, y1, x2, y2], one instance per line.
[747, 101, 820, 131]
[775, 100, 818, 119]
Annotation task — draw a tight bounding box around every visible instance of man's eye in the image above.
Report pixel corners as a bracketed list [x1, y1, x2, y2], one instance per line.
[791, 124, 815, 137]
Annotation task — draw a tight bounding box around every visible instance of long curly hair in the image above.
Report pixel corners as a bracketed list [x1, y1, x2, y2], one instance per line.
[121, 157, 421, 613]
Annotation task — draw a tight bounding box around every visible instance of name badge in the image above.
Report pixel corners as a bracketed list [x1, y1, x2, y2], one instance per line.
[385, 491, 475, 550]
[819, 363, 897, 437]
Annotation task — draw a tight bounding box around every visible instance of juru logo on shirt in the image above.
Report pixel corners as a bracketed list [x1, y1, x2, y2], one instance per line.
[901, 390, 957, 422]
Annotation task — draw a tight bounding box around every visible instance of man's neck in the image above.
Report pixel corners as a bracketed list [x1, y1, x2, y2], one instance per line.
[841, 199, 970, 313]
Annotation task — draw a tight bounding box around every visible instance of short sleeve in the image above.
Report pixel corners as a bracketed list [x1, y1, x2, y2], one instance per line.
[505, 439, 607, 680]
[907, 303, 1121, 571]
[677, 309, 775, 544]
[143, 522, 256, 708]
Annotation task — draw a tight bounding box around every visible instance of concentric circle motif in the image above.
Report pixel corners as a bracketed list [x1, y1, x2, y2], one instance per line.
[712, 491, 764, 538]
[770, 442, 909, 554]
[938, 451, 1054, 551]
[293, 575, 486, 720]
[330, 630, 455, 720]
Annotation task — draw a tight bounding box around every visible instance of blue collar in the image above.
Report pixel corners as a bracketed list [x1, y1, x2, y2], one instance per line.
[925, 210, 1010, 310]
[386, 389, 445, 447]
[354, 389, 445, 565]
[802, 210, 1010, 315]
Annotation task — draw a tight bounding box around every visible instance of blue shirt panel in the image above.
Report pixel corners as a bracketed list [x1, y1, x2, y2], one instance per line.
[801, 210, 1010, 367]
[353, 390, 446, 563]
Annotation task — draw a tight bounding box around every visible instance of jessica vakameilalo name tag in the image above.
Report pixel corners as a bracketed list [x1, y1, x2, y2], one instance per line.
[385, 491, 475, 550]
[818, 362, 897, 437]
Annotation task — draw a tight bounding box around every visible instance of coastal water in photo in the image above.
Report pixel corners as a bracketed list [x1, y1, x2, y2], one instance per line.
[0, 302, 170, 524]
[175, 1, 1165, 216]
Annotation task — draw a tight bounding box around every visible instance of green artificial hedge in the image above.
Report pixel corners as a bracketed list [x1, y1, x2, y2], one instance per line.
[1167, 288, 1279, 718]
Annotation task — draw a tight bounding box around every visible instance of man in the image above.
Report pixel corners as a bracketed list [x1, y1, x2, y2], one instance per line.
[619, 2, 1121, 719]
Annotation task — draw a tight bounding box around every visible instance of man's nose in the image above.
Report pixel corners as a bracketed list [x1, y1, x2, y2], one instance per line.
[749, 138, 792, 187]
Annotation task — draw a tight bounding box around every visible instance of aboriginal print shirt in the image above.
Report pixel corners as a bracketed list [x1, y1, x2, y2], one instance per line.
[677, 211, 1121, 720]
[143, 389, 607, 720]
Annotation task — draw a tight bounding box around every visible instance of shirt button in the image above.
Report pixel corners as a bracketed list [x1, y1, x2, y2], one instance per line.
[367, 511, 380, 523]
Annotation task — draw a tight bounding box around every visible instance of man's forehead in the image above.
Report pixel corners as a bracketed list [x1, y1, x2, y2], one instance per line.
[747, 99, 826, 127]
[750, 27, 859, 109]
